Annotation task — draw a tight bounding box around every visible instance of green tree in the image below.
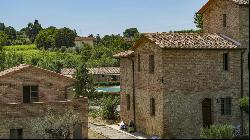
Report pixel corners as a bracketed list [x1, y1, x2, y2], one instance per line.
[79, 44, 93, 61]
[194, 13, 203, 30]
[35, 27, 57, 50]
[0, 22, 5, 31]
[123, 28, 139, 38]
[27, 109, 80, 139]
[100, 95, 120, 120]
[0, 46, 5, 71]
[25, 19, 43, 43]
[75, 63, 95, 97]
[0, 31, 8, 46]
[4, 26, 17, 41]
[54, 27, 77, 48]
[200, 124, 234, 139]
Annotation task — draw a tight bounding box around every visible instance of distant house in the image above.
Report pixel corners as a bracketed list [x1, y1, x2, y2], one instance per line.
[61, 67, 120, 83]
[75, 37, 94, 47]
[0, 64, 88, 139]
[114, 0, 249, 138]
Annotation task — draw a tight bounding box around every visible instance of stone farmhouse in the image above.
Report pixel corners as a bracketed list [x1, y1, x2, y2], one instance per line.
[114, 0, 249, 138]
[0, 64, 88, 139]
[75, 36, 94, 47]
[61, 67, 120, 83]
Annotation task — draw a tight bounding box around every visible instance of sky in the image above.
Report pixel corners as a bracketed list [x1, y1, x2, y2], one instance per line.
[0, 0, 208, 36]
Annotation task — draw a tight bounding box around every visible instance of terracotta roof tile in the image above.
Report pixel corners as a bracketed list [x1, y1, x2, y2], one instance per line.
[142, 33, 242, 49]
[75, 37, 95, 41]
[232, 0, 249, 5]
[113, 50, 134, 58]
[89, 67, 120, 75]
[61, 67, 120, 76]
[0, 64, 76, 81]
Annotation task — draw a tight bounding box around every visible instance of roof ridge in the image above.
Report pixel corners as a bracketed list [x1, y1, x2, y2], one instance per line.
[0, 64, 76, 81]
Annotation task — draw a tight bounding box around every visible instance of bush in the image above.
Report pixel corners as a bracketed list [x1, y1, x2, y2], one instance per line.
[94, 81, 120, 87]
[200, 124, 234, 139]
[100, 95, 120, 120]
[240, 97, 249, 113]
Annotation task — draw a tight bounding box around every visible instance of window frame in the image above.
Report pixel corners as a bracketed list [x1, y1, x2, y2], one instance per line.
[221, 97, 232, 115]
[223, 53, 229, 71]
[138, 54, 141, 72]
[150, 98, 156, 116]
[10, 129, 23, 139]
[149, 55, 155, 74]
[126, 94, 130, 111]
[23, 85, 39, 103]
[223, 14, 227, 27]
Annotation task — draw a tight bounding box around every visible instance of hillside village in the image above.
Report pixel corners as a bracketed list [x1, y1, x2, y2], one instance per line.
[0, 0, 249, 139]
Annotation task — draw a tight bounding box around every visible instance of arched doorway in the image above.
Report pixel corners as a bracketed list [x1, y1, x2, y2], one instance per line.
[202, 98, 212, 128]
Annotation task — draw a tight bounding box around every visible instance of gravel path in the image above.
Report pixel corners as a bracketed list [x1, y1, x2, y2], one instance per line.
[89, 122, 137, 139]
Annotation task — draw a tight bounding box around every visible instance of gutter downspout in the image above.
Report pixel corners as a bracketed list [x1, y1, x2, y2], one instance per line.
[240, 49, 245, 135]
[129, 57, 136, 131]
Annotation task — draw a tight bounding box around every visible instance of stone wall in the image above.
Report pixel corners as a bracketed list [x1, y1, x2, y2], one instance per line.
[133, 41, 165, 137]
[0, 97, 88, 139]
[92, 74, 120, 83]
[0, 66, 75, 103]
[203, 0, 241, 40]
[239, 5, 249, 97]
[202, 0, 249, 97]
[119, 58, 134, 125]
[162, 49, 242, 138]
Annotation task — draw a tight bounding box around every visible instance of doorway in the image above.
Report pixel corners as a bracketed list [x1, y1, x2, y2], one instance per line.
[202, 98, 212, 128]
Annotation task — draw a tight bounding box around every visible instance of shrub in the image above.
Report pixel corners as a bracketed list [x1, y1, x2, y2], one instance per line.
[100, 95, 120, 120]
[95, 81, 120, 87]
[200, 124, 234, 139]
[240, 97, 249, 113]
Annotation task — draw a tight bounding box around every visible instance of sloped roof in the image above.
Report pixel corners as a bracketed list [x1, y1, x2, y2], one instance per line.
[0, 64, 76, 82]
[198, 0, 249, 14]
[75, 37, 94, 41]
[113, 50, 134, 58]
[61, 68, 76, 76]
[89, 67, 120, 75]
[61, 67, 120, 76]
[132, 33, 242, 50]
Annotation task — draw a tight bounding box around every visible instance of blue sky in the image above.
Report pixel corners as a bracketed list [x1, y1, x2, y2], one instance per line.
[1, 0, 208, 36]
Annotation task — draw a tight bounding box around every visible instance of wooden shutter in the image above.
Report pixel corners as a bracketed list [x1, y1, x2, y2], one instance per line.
[23, 86, 31, 103]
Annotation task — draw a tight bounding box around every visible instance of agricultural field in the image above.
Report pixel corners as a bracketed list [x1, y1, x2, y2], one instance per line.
[1, 44, 82, 71]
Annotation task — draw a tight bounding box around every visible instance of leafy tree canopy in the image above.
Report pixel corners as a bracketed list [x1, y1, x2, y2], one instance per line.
[123, 28, 139, 38]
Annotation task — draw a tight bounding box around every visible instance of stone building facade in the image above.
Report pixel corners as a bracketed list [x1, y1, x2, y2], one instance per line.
[75, 37, 94, 47]
[61, 67, 120, 83]
[0, 64, 88, 139]
[115, 32, 246, 138]
[199, 0, 249, 98]
[198, 0, 249, 135]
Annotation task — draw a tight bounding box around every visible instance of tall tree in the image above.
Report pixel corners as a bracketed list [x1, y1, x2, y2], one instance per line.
[54, 27, 77, 48]
[0, 22, 5, 31]
[4, 26, 17, 40]
[0, 31, 8, 46]
[123, 28, 139, 38]
[194, 13, 203, 30]
[25, 19, 43, 42]
[35, 27, 57, 50]
[0, 46, 5, 71]
[75, 62, 95, 98]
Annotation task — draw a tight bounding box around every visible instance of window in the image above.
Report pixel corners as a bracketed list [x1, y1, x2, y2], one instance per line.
[10, 129, 23, 139]
[23, 86, 39, 103]
[149, 55, 155, 73]
[150, 98, 156, 116]
[223, 53, 229, 71]
[138, 54, 141, 72]
[126, 94, 130, 111]
[111, 75, 117, 81]
[223, 14, 227, 27]
[221, 97, 232, 115]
